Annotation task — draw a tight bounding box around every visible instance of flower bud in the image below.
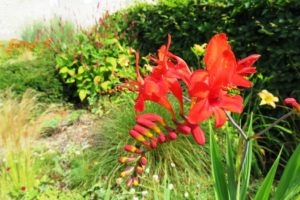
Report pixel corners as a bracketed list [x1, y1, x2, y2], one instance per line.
[158, 133, 166, 143]
[137, 118, 161, 133]
[168, 132, 177, 140]
[118, 156, 137, 164]
[129, 130, 150, 146]
[284, 98, 300, 112]
[133, 125, 154, 138]
[177, 125, 191, 135]
[124, 145, 143, 154]
[132, 177, 139, 187]
[137, 113, 166, 126]
[150, 140, 157, 149]
[120, 166, 134, 177]
[191, 126, 205, 145]
[126, 178, 133, 187]
[140, 155, 147, 166]
[136, 166, 143, 174]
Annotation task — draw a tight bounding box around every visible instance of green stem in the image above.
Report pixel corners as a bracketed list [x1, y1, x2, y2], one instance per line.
[251, 110, 295, 138]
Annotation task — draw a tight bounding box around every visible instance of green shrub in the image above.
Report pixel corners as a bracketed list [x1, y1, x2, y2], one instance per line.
[56, 13, 137, 105]
[0, 54, 64, 102]
[118, 0, 300, 98]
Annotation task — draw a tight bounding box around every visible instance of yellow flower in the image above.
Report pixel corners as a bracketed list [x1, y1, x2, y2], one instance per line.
[193, 43, 207, 55]
[258, 90, 279, 108]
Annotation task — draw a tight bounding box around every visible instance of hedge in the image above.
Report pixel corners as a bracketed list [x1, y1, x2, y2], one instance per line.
[0, 54, 64, 102]
[118, 0, 300, 98]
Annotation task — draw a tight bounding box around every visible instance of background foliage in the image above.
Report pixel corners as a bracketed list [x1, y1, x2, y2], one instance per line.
[0, 54, 64, 102]
[118, 0, 300, 98]
[56, 13, 137, 105]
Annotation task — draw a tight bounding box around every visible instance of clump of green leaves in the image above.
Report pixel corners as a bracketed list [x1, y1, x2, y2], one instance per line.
[56, 13, 136, 105]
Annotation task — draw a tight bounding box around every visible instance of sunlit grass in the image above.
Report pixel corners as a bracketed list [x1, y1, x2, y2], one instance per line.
[0, 90, 43, 198]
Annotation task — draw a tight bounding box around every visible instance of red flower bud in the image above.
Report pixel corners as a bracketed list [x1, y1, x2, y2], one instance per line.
[118, 156, 137, 163]
[284, 98, 300, 112]
[177, 125, 191, 135]
[168, 132, 177, 140]
[120, 166, 134, 177]
[126, 178, 133, 187]
[140, 155, 147, 166]
[21, 186, 26, 191]
[158, 133, 166, 143]
[137, 118, 161, 133]
[129, 130, 150, 146]
[137, 113, 166, 126]
[136, 166, 143, 174]
[133, 125, 154, 138]
[124, 145, 142, 154]
[151, 140, 157, 149]
[191, 126, 205, 145]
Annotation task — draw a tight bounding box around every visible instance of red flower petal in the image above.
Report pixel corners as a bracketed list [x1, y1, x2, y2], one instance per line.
[188, 70, 209, 98]
[221, 94, 243, 113]
[188, 99, 213, 124]
[212, 108, 227, 128]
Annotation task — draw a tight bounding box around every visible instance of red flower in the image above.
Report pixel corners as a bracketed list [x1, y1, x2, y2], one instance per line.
[204, 33, 259, 89]
[188, 79, 243, 127]
[130, 52, 175, 118]
[148, 35, 191, 115]
[232, 54, 260, 88]
[187, 33, 250, 127]
[21, 186, 26, 191]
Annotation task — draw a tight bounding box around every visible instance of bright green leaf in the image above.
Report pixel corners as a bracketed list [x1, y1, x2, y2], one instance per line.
[78, 90, 88, 101]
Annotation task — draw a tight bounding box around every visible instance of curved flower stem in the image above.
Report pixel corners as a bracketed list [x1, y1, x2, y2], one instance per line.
[225, 112, 248, 141]
[251, 110, 295, 139]
[225, 112, 249, 172]
[240, 140, 249, 171]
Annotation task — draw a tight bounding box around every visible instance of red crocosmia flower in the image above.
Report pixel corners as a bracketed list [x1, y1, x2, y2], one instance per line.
[187, 33, 246, 128]
[148, 35, 191, 115]
[21, 186, 26, 191]
[204, 33, 260, 89]
[284, 98, 300, 112]
[231, 54, 260, 88]
[131, 52, 176, 119]
[188, 83, 243, 127]
[204, 33, 236, 88]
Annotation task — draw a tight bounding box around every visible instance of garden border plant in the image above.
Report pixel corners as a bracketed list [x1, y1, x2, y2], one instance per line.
[117, 33, 300, 198]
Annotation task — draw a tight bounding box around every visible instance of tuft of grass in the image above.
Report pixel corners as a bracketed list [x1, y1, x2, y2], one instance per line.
[0, 89, 42, 199]
[81, 96, 214, 199]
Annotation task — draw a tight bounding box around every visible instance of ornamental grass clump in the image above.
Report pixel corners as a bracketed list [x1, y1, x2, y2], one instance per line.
[0, 90, 42, 198]
[117, 33, 300, 198]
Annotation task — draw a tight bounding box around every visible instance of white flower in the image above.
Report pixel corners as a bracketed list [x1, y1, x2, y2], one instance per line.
[142, 190, 148, 196]
[145, 168, 150, 174]
[153, 174, 159, 183]
[75, 150, 81, 155]
[184, 192, 189, 198]
[130, 188, 136, 194]
[133, 196, 139, 200]
[171, 162, 176, 168]
[168, 184, 174, 190]
[116, 178, 123, 184]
